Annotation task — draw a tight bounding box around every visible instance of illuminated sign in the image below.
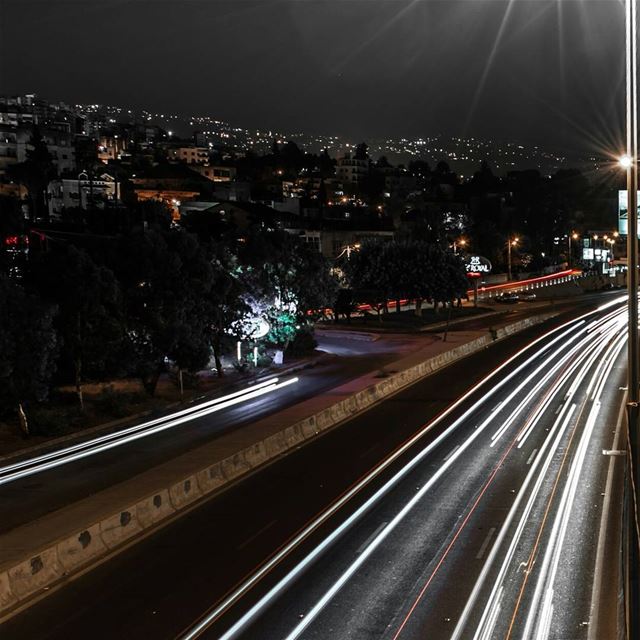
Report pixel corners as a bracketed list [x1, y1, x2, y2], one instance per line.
[618, 190, 640, 237]
[464, 255, 492, 277]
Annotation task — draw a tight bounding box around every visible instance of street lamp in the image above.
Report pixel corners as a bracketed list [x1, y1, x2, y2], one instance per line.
[453, 238, 467, 254]
[568, 232, 579, 268]
[507, 236, 518, 281]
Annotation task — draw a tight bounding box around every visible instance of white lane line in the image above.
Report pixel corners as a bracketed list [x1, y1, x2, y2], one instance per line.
[357, 523, 388, 554]
[476, 528, 497, 560]
[237, 520, 277, 551]
[526, 449, 538, 466]
[554, 404, 563, 416]
[444, 445, 460, 462]
[359, 443, 379, 459]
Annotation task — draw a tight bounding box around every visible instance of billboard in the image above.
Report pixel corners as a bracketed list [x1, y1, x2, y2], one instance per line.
[464, 255, 492, 277]
[618, 190, 640, 236]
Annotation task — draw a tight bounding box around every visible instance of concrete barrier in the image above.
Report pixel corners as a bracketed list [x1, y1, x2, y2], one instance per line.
[0, 311, 557, 618]
[7, 549, 63, 602]
[99, 506, 143, 550]
[57, 524, 107, 574]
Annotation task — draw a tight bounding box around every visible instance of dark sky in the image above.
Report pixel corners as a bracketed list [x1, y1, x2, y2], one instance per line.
[0, 0, 627, 154]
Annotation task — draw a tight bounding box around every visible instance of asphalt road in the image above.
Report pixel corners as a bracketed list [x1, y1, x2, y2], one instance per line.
[0, 294, 626, 640]
[0, 330, 426, 532]
[0, 296, 574, 532]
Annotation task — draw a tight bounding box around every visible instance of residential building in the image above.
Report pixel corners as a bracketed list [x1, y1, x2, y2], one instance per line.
[47, 171, 119, 219]
[168, 146, 209, 165]
[336, 151, 369, 184]
[190, 164, 236, 182]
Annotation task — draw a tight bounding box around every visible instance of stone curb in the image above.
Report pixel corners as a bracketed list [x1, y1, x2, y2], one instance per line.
[0, 312, 557, 617]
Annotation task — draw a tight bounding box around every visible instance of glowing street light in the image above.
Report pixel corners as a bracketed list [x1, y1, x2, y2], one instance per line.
[568, 232, 579, 268]
[453, 237, 467, 254]
[621, 153, 634, 169]
[507, 236, 519, 281]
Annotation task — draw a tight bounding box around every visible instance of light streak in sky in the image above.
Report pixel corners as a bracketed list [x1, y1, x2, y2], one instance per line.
[0, 377, 298, 486]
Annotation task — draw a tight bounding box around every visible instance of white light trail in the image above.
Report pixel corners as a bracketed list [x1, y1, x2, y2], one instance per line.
[0, 377, 298, 486]
[199, 308, 627, 640]
[456, 322, 626, 640]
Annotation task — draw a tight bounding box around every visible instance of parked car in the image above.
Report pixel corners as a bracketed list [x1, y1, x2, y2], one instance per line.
[495, 292, 519, 304]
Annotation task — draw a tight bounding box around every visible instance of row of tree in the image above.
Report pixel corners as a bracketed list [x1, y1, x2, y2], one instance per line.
[0, 228, 338, 427]
[340, 240, 468, 320]
[0, 222, 469, 429]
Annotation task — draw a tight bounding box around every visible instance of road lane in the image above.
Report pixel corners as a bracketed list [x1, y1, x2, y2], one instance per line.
[0, 297, 625, 639]
[187, 301, 627, 640]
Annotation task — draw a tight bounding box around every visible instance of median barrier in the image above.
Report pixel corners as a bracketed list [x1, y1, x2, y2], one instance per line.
[57, 524, 107, 574]
[0, 572, 17, 610]
[196, 463, 226, 495]
[0, 311, 558, 618]
[136, 490, 175, 529]
[169, 475, 202, 510]
[7, 548, 63, 602]
[99, 506, 142, 549]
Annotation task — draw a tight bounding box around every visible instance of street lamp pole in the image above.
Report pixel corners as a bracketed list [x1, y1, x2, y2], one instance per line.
[507, 237, 517, 281]
[626, 0, 640, 636]
[568, 232, 578, 268]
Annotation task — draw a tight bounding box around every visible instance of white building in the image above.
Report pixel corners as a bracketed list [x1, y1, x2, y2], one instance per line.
[47, 172, 118, 219]
[168, 146, 210, 165]
[336, 151, 369, 184]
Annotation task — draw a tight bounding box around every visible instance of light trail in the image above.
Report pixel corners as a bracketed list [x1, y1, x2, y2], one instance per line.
[182, 301, 627, 640]
[522, 333, 626, 639]
[290, 316, 625, 640]
[0, 377, 298, 486]
[452, 320, 627, 640]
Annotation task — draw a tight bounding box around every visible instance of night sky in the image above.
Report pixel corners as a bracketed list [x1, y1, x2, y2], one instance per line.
[0, 0, 628, 154]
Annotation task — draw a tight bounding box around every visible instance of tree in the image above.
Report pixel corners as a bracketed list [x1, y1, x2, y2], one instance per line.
[111, 229, 214, 394]
[8, 126, 56, 222]
[238, 230, 337, 351]
[30, 244, 123, 409]
[207, 243, 251, 376]
[342, 241, 393, 322]
[0, 275, 58, 433]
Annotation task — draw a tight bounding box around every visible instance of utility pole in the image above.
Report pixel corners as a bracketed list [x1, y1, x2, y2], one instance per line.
[625, 1, 640, 637]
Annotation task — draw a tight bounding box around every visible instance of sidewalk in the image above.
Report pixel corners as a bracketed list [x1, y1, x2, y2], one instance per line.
[0, 310, 559, 619]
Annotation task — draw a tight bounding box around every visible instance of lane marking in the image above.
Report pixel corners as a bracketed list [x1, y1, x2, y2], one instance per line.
[357, 523, 388, 555]
[237, 520, 277, 551]
[526, 449, 538, 466]
[444, 445, 460, 462]
[476, 528, 497, 560]
[359, 443, 379, 459]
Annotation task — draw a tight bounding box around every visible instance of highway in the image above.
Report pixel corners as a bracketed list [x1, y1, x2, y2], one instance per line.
[1, 294, 627, 639]
[177, 297, 626, 640]
[0, 296, 578, 533]
[0, 329, 427, 532]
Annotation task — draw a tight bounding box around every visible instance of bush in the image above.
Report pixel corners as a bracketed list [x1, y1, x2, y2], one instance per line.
[93, 385, 130, 418]
[286, 328, 317, 356]
[168, 370, 201, 391]
[27, 406, 82, 437]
